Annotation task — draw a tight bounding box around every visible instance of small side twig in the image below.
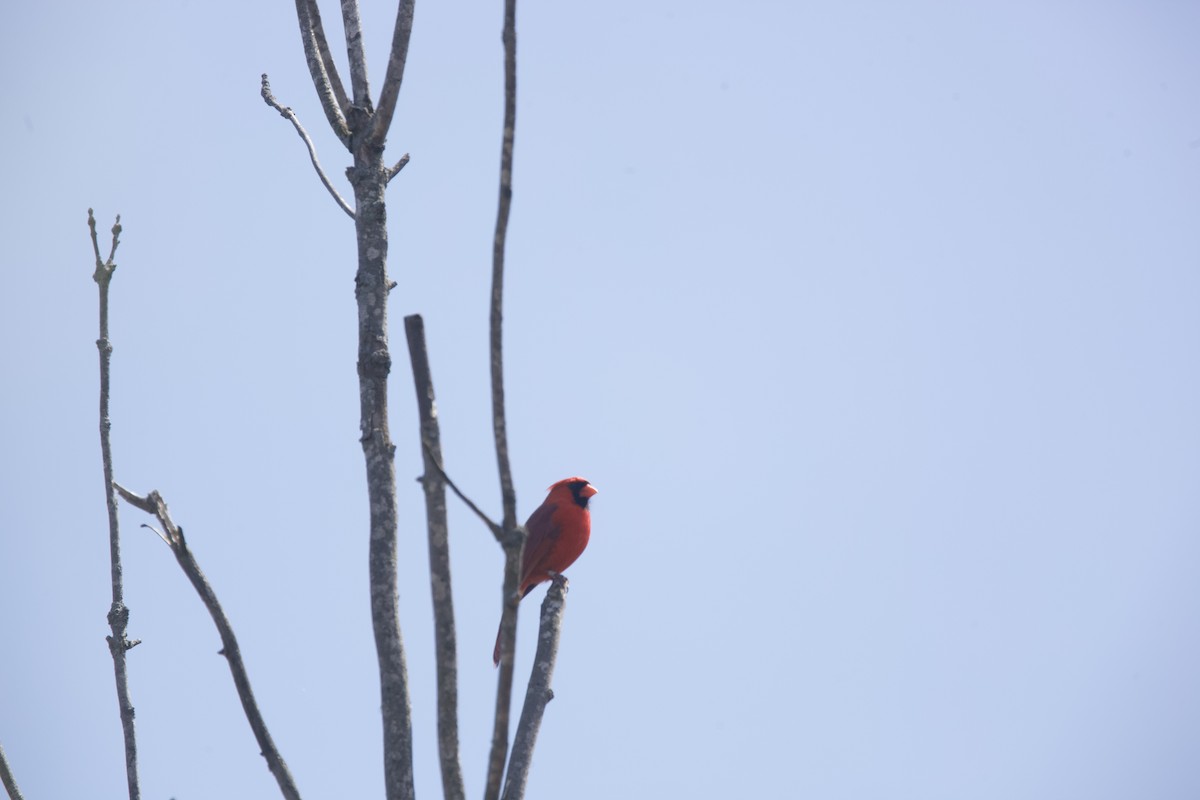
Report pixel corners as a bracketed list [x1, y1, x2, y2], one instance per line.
[501, 575, 569, 800]
[485, 0, 522, 797]
[403, 315, 466, 800]
[90, 209, 141, 800]
[385, 153, 411, 184]
[0, 743, 27, 800]
[112, 484, 303, 800]
[261, 74, 355, 220]
[418, 443, 501, 539]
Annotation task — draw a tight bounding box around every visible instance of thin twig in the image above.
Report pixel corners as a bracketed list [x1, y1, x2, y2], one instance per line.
[366, 0, 416, 149]
[293, 0, 350, 142]
[112, 484, 303, 800]
[0, 743, 27, 800]
[418, 442, 502, 539]
[261, 75, 355, 219]
[501, 575, 568, 800]
[484, 0, 522, 797]
[385, 153, 411, 184]
[404, 315, 467, 800]
[90, 209, 141, 800]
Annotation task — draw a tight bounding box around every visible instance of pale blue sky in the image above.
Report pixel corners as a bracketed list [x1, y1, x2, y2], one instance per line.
[2, 2, 1199, 798]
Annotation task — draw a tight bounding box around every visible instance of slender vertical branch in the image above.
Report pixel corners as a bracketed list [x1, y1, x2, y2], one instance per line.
[112, 486, 303, 800]
[501, 575, 569, 800]
[484, 0, 521, 798]
[404, 315, 466, 800]
[366, 0, 416, 149]
[0, 743, 27, 800]
[305, 0, 351, 111]
[351, 147, 415, 800]
[89, 209, 141, 800]
[307, 1, 351, 110]
[490, 0, 518, 535]
[340, 0, 372, 110]
[293, 0, 350, 142]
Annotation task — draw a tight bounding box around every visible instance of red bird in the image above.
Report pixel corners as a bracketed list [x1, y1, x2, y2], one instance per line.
[493, 477, 598, 666]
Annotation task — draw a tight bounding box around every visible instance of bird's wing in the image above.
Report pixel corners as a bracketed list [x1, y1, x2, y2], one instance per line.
[519, 500, 561, 597]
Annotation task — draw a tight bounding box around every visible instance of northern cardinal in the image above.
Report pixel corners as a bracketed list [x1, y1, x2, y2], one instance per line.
[493, 477, 598, 666]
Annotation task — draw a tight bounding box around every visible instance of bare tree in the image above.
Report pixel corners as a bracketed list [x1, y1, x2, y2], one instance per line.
[58, 3, 577, 800]
[267, 5, 570, 799]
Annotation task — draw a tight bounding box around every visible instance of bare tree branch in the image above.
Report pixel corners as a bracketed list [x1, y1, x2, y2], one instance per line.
[278, 4, 418, 797]
[490, 0, 519, 538]
[501, 575, 568, 800]
[366, 0, 416, 149]
[403, 315, 467, 800]
[484, 0, 522, 797]
[307, 0, 351, 111]
[385, 153, 411, 184]
[418, 443, 502, 539]
[349, 164, 416, 800]
[261, 74, 355, 219]
[89, 209, 141, 800]
[344, 143, 417, 800]
[340, 0, 372, 111]
[0, 743, 27, 800]
[293, 0, 351, 141]
[112, 484, 303, 800]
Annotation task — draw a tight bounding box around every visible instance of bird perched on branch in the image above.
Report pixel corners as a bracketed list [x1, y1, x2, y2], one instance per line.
[493, 477, 598, 666]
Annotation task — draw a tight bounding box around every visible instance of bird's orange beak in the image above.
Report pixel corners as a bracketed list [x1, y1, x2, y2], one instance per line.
[580, 483, 598, 499]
